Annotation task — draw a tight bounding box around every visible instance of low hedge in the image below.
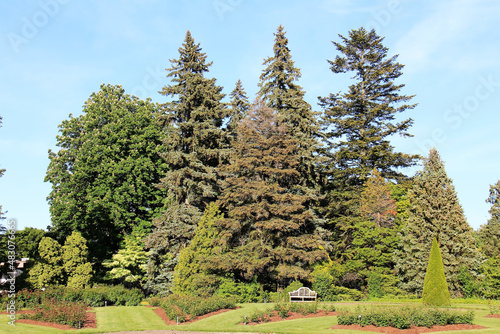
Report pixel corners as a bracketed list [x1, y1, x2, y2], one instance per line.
[155, 294, 237, 323]
[338, 305, 474, 329]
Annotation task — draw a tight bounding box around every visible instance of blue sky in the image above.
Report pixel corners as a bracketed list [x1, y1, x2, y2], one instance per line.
[0, 0, 499, 231]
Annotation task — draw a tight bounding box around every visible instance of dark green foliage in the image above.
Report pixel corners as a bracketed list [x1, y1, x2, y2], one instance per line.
[146, 31, 228, 292]
[478, 180, 500, 258]
[207, 100, 326, 286]
[259, 25, 321, 190]
[457, 266, 479, 298]
[269, 280, 303, 302]
[45, 84, 167, 271]
[227, 79, 250, 137]
[319, 28, 418, 285]
[422, 238, 451, 306]
[395, 149, 482, 295]
[481, 257, 500, 299]
[337, 306, 474, 329]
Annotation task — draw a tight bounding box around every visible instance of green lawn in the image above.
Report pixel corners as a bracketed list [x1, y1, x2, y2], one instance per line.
[0, 302, 499, 334]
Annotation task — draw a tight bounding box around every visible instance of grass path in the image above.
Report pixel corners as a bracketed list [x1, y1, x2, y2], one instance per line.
[0, 302, 499, 334]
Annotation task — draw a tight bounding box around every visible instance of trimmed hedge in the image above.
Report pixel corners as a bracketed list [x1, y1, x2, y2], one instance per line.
[338, 305, 474, 329]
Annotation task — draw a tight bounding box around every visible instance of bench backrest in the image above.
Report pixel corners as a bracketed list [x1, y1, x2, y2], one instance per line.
[289, 287, 317, 297]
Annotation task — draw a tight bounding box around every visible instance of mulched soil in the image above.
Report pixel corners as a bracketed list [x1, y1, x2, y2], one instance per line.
[241, 310, 338, 325]
[149, 305, 237, 325]
[1, 308, 97, 330]
[485, 314, 500, 318]
[330, 324, 486, 334]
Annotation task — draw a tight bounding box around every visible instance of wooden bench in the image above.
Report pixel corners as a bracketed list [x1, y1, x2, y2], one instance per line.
[289, 287, 317, 302]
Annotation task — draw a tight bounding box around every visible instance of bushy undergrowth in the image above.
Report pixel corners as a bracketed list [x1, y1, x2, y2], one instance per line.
[1, 285, 143, 310]
[151, 294, 237, 323]
[337, 306, 474, 329]
[19, 298, 87, 328]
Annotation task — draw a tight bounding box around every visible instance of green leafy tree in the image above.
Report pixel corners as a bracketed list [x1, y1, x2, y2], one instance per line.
[207, 100, 326, 289]
[259, 25, 321, 189]
[227, 79, 250, 137]
[478, 180, 500, 258]
[28, 237, 64, 288]
[62, 231, 92, 289]
[103, 231, 149, 289]
[422, 238, 451, 306]
[480, 257, 500, 299]
[319, 28, 419, 268]
[395, 148, 482, 295]
[146, 31, 228, 292]
[173, 202, 224, 296]
[45, 84, 167, 272]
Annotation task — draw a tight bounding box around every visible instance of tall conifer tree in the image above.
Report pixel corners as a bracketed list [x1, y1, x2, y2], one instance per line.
[478, 180, 500, 258]
[395, 148, 482, 295]
[319, 28, 419, 275]
[227, 79, 250, 138]
[206, 100, 326, 289]
[258, 25, 321, 188]
[145, 31, 228, 293]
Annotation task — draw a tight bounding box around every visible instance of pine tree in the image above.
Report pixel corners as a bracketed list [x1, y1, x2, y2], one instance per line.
[227, 79, 250, 137]
[395, 148, 482, 295]
[258, 25, 321, 188]
[145, 31, 228, 293]
[45, 84, 167, 270]
[422, 237, 451, 306]
[478, 180, 500, 258]
[206, 100, 327, 289]
[319, 28, 419, 278]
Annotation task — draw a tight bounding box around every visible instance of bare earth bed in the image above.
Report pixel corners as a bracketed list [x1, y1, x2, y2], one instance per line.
[1, 308, 97, 330]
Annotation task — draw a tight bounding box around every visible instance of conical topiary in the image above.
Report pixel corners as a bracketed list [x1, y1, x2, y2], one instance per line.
[422, 237, 451, 306]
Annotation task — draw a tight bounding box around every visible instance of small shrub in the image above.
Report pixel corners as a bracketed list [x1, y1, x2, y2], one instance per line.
[20, 298, 87, 328]
[159, 294, 236, 323]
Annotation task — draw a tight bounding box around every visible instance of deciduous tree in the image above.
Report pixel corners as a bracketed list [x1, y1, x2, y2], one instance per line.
[45, 84, 167, 271]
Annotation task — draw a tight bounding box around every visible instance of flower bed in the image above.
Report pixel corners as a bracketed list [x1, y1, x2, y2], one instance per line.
[337, 305, 475, 329]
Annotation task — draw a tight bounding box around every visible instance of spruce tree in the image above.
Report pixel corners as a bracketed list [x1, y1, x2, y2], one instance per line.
[395, 148, 482, 295]
[206, 100, 326, 289]
[422, 237, 451, 306]
[319, 28, 419, 279]
[478, 180, 500, 258]
[227, 79, 250, 138]
[259, 25, 321, 188]
[145, 31, 228, 293]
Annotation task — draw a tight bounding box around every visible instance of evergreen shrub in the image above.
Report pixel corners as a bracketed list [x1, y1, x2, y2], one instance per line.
[422, 238, 451, 306]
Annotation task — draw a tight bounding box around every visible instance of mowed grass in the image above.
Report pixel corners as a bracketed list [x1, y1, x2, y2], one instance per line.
[0, 302, 499, 334]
